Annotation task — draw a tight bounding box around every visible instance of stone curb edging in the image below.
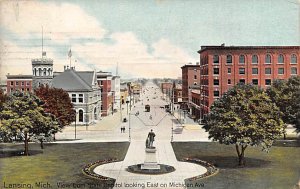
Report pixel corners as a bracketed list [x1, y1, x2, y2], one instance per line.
[82, 158, 119, 180]
[181, 158, 219, 181]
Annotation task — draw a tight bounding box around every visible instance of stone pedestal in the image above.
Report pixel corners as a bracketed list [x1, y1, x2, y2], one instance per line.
[141, 148, 160, 170]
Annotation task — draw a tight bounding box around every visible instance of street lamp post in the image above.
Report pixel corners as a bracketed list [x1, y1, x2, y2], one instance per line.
[75, 113, 77, 140]
[129, 112, 131, 142]
[171, 120, 174, 142]
[126, 100, 129, 115]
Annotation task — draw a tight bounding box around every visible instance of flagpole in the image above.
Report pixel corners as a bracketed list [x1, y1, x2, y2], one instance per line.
[42, 26, 43, 59]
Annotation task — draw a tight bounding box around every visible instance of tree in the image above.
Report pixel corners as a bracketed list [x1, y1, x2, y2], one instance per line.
[203, 84, 284, 166]
[0, 88, 6, 112]
[35, 85, 75, 130]
[266, 76, 300, 134]
[0, 91, 58, 155]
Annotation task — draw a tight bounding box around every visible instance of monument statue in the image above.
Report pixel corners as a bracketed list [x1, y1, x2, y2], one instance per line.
[146, 129, 156, 148]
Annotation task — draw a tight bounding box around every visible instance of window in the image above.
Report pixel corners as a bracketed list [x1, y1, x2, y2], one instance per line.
[194, 75, 197, 79]
[26, 81, 30, 86]
[226, 55, 232, 64]
[213, 79, 219, 86]
[252, 55, 258, 64]
[79, 110, 84, 122]
[239, 68, 245, 75]
[252, 79, 258, 85]
[291, 67, 297, 75]
[265, 79, 272, 86]
[239, 79, 245, 84]
[213, 55, 219, 64]
[16, 81, 19, 86]
[72, 94, 76, 103]
[265, 68, 271, 75]
[213, 68, 219, 75]
[21, 81, 24, 86]
[228, 79, 231, 85]
[278, 68, 284, 75]
[265, 54, 271, 64]
[193, 82, 197, 85]
[10, 81, 13, 86]
[239, 55, 245, 64]
[291, 54, 297, 64]
[252, 68, 258, 75]
[26, 88, 30, 91]
[227, 68, 231, 74]
[278, 54, 284, 64]
[213, 91, 219, 97]
[78, 94, 84, 103]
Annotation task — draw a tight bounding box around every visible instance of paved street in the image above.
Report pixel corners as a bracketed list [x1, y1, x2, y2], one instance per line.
[94, 82, 207, 189]
[56, 81, 210, 189]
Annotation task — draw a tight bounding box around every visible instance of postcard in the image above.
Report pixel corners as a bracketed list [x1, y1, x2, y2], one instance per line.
[0, 0, 299, 189]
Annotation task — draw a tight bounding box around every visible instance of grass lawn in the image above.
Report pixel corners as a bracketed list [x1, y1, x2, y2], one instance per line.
[0, 142, 129, 189]
[172, 140, 300, 189]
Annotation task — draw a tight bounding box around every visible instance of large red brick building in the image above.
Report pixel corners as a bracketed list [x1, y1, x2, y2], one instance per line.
[198, 45, 300, 119]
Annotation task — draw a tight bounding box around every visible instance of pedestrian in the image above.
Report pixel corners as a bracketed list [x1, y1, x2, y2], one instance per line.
[123, 126, 126, 133]
[121, 127, 123, 133]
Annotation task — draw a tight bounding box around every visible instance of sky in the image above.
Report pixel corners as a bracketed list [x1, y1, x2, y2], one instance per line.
[0, 0, 299, 81]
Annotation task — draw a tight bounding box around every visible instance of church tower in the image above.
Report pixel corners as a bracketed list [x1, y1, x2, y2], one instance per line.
[32, 53, 54, 89]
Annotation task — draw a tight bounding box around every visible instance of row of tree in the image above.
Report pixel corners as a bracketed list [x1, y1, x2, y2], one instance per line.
[203, 76, 300, 166]
[0, 85, 75, 155]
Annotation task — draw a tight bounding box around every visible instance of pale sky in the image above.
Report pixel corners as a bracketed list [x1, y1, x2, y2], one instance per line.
[0, 0, 299, 80]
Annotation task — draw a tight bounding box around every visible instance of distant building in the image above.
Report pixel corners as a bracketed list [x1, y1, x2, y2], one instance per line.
[160, 82, 173, 102]
[120, 83, 128, 105]
[97, 71, 113, 116]
[111, 76, 121, 111]
[198, 45, 300, 118]
[173, 83, 182, 104]
[53, 67, 102, 125]
[181, 64, 200, 111]
[6, 74, 33, 94]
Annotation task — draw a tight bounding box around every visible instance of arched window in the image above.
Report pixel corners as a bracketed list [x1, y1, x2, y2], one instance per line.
[213, 55, 219, 64]
[291, 54, 297, 64]
[43, 68, 47, 76]
[226, 55, 232, 64]
[79, 110, 84, 122]
[265, 54, 271, 64]
[239, 55, 245, 64]
[278, 54, 284, 64]
[39, 68, 42, 76]
[252, 55, 258, 64]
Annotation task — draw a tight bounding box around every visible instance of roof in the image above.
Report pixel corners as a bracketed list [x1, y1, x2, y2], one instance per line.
[181, 64, 200, 69]
[31, 58, 53, 65]
[52, 69, 95, 92]
[7, 75, 33, 79]
[198, 45, 300, 54]
[76, 71, 95, 86]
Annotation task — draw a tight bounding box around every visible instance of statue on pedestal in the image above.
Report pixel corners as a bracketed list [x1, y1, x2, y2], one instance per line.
[146, 129, 156, 149]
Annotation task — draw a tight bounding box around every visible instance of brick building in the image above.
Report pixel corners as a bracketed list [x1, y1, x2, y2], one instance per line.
[181, 64, 200, 111]
[96, 71, 113, 116]
[198, 45, 300, 118]
[6, 75, 33, 94]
